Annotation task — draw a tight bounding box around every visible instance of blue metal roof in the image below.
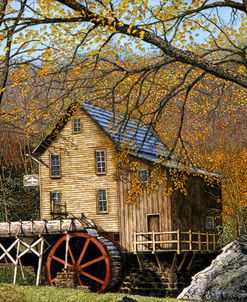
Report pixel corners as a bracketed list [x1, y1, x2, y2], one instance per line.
[83, 103, 170, 162]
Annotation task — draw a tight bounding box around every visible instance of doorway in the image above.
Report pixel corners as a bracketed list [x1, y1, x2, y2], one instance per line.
[147, 214, 160, 232]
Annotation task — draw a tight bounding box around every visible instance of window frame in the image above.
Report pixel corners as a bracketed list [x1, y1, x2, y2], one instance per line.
[95, 149, 107, 175]
[72, 118, 82, 134]
[50, 153, 61, 178]
[206, 216, 215, 229]
[50, 191, 66, 214]
[97, 189, 108, 214]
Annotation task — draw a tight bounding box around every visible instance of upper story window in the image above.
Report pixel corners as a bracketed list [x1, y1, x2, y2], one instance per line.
[97, 189, 108, 213]
[95, 150, 106, 174]
[72, 119, 81, 133]
[138, 170, 149, 183]
[50, 154, 61, 178]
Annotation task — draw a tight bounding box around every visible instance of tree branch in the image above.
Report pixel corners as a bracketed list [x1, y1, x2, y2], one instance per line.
[54, 0, 247, 89]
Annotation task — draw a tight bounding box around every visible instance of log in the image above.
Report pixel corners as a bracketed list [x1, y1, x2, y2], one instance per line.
[0, 219, 93, 238]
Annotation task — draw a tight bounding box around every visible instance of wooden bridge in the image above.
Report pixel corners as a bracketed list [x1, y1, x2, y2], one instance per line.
[133, 230, 220, 254]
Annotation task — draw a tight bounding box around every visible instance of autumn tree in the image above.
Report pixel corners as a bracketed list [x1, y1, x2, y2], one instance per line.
[0, 1, 246, 236]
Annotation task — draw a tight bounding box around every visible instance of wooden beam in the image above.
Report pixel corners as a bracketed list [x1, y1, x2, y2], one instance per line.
[36, 237, 45, 285]
[178, 252, 188, 271]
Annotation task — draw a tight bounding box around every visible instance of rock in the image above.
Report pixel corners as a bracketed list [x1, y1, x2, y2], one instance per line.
[177, 234, 247, 301]
[117, 296, 137, 302]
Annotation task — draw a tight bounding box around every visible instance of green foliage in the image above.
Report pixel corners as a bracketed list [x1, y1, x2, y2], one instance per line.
[0, 175, 39, 221]
[217, 219, 238, 246]
[0, 266, 36, 285]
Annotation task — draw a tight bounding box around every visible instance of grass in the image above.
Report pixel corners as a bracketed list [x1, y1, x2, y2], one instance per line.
[0, 284, 178, 302]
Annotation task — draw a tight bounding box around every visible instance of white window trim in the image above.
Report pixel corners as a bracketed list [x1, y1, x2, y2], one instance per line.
[72, 118, 82, 133]
[95, 149, 107, 175]
[97, 189, 108, 213]
[50, 154, 61, 178]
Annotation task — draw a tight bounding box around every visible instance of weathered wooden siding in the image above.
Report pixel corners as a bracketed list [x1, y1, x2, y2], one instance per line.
[170, 174, 222, 232]
[39, 109, 119, 232]
[118, 161, 172, 252]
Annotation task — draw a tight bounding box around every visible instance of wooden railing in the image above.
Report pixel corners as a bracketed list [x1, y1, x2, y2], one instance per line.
[133, 230, 220, 254]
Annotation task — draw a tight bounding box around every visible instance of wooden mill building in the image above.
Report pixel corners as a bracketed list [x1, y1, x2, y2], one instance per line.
[33, 101, 222, 254]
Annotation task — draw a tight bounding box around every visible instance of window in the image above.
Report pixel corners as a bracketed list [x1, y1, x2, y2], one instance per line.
[72, 119, 81, 133]
[206, 216, 215, 229]
[138, 170, 149, 183]
[97, 189, 108, 213]
[52, 192, 61, 205]
[50, 192, 66, 214]
[95, 150, 106, 174]
[50, 154, 61, 177]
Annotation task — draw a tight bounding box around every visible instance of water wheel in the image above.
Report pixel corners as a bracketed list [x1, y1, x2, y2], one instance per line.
[46, 232, 122, 292]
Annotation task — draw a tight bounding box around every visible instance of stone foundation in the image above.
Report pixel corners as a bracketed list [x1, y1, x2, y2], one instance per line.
[54, 271, 75, 288]
[120, 253, 218, 297]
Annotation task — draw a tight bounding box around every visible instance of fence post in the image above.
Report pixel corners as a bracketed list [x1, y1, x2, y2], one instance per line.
[177, 229, 181, 254]
[189, 230, 192, 251]
[152, 231, 155, 253]
[198, 231, 201, 252]
[206, 232, 209, 251]
[133, 232, 137, 254]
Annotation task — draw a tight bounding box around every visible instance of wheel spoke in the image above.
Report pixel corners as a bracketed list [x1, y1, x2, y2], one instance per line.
[78, 269, 105, 284]
[79, 255, 106, 269]
[51, 255, 72, 268]
[77, 238, 90, 265]
[68, 243, 75, 264]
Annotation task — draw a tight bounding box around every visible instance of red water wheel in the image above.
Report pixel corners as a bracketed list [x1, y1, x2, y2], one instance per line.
[46, 232, 111, 292]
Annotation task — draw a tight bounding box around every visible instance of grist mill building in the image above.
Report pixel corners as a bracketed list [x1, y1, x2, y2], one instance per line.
[33, 101, 222, 254]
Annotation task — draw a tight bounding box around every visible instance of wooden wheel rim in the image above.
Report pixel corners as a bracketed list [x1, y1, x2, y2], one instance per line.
[46, 232, 111, 292]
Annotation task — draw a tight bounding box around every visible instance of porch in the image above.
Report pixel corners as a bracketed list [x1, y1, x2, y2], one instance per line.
[133, 230, 221, 254]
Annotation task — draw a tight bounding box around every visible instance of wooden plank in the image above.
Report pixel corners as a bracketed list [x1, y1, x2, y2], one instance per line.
[36, 237, 44, 286]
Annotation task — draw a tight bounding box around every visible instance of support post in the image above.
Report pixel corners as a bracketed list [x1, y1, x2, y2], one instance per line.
[178, 252, 188, 271]
[186, 253, 195, 272]
[154, 253, 162, 270]
[36, 236, 45, 285]
[13, 238, 20, 284]
[136, 254, 143, 271]
[64, 233, 69, 270]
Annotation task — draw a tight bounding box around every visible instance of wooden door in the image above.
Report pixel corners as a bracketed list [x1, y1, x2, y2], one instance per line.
[147, 214, 160, 232]
[147, 214, 160, 251]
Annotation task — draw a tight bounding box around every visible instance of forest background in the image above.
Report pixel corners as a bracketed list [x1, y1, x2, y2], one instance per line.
[0, 0, 246, 243]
